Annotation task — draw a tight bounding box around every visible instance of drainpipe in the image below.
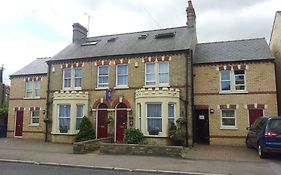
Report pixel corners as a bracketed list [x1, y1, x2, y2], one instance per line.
[45, 62, 52, 142]
[185, 50, 190, 147]
[190, 50, 195, 145]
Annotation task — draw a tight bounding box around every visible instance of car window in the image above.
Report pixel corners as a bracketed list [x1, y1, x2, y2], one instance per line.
[251, 118, 262, 129]
[268, 119, 281, 134]
[257, 119, 267, 129]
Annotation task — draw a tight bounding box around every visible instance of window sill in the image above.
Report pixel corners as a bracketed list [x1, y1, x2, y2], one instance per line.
[51, 132, 76, 135]
[114, 86, 129, 90]
[62, 87, 82, 91]
[28, 124, 39, 127]
[95, 87, 109, 90]
[143, 85, 170, 88]
[219, 91, 248, 95]
[144, 132, 167, 137]
[24, 97, 40, 100]
[220, 127, 238, 130]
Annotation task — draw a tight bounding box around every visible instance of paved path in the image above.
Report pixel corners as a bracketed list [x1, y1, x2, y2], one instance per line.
[0, 138, 280, 175]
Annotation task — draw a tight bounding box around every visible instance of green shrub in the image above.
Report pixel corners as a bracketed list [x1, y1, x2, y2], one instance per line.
[75, 116, 96, 142]
[168, 123, 185, 146]
[148, 127, 160, 135]
[124, 128, 144, 144]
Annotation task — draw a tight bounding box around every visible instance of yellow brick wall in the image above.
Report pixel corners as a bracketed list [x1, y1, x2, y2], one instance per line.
[7, 76, 48, 140]
[194, 62, 278, 145]
[270, 12, 281, 115]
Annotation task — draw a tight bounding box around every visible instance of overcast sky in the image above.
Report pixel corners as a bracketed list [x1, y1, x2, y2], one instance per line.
[0, 0, 280, 84]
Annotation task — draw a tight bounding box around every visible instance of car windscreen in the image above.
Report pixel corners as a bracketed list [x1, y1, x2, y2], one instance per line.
[268, 119, 281, 134]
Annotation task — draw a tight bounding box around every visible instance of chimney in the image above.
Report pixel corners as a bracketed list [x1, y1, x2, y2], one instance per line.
[186, 0, 196, 28]
[72, 23, 88, 43]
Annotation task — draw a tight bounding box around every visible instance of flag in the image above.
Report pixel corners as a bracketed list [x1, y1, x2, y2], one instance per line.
[105, 88, 112, 101]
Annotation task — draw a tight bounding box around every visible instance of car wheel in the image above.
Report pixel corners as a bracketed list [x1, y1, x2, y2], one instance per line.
[258, 143, 266, 159]
[246, 136, 253, 148]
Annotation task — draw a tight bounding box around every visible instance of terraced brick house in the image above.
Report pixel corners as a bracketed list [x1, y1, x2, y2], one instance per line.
[46, 1, 197, 144]
[7, 58, 50, 140]
[7, 1, 278, 146]
[193, 39, 278, 145]
[270, 11, 281, 115]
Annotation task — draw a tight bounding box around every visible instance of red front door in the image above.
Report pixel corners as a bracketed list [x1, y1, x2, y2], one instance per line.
[116, 110, 127, 141]
[97, 110, 108, 138]
[15, 111, 23, 137]
[249, 109, 263, 126]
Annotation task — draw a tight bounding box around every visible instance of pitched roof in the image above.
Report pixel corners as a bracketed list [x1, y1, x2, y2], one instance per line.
[50, 26, 196, 61]
[11, 57, 50, 76]
[193, 38, 273, 64]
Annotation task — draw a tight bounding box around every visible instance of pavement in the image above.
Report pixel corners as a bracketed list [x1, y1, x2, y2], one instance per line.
[0, 138, 280, 175]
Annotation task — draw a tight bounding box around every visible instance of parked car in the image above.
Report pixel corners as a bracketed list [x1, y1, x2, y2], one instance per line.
[246, 116, 281, 158]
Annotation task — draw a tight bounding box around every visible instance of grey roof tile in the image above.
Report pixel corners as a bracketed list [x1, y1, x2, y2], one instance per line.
[193, 38, 273, 64]
[11, 57, 50, 76]
[50, 26, 195, 61]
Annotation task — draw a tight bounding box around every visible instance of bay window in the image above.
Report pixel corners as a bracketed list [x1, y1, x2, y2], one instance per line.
[168, 103, 175, 128]
[58, 105, 71, 133]
[76, 105, 84, 130]
[147, 103, 162, 132]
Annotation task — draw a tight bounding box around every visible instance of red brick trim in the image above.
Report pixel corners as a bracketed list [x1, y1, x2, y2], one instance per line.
[30, 107, 41, 111]
[247, 104, 265, 109]
[194, 105, 209, 109]
[15, 107, 24, 111]
[112, 97, 131, 108]
[92, 99, 111, 109]
[219, 105, 236, 109]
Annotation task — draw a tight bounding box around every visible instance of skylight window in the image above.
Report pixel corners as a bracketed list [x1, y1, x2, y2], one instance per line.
[107, 37, 117, 42]
[138, 34, 148, 39]
[81, 40, 100, 46]
[155, 32, 175, 39]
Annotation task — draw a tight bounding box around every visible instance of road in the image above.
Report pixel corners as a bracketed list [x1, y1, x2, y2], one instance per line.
[0, 162, 167, 175]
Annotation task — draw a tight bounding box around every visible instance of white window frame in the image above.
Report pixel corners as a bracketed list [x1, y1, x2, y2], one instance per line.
[63, 68, 72, 89]
[74, 68, 82, 88]
[146, 103, 163, 133]
[97, 65, 109, 88]
[58, 104, 71, 133]
[76, 104, 84, 130]
[145, 62, 156, 86]
[158, 62, 169, 86]
[220, 69, 246, 93]
[30, 109, 40, 126]
[220, 109, 237, 129]
[116, 64, 128, 87]
[137, 103, 141, 130]
[234, 70, 246, 91]
[63, 67, 82, 90]
[168, 103, 175, 128]
[145, 62, 169, 87]
[25, 80, 41, 98]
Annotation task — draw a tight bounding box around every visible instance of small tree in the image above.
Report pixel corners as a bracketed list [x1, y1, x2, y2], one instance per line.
[75, 116, 96, 142]
[124, 128, 144, 144]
